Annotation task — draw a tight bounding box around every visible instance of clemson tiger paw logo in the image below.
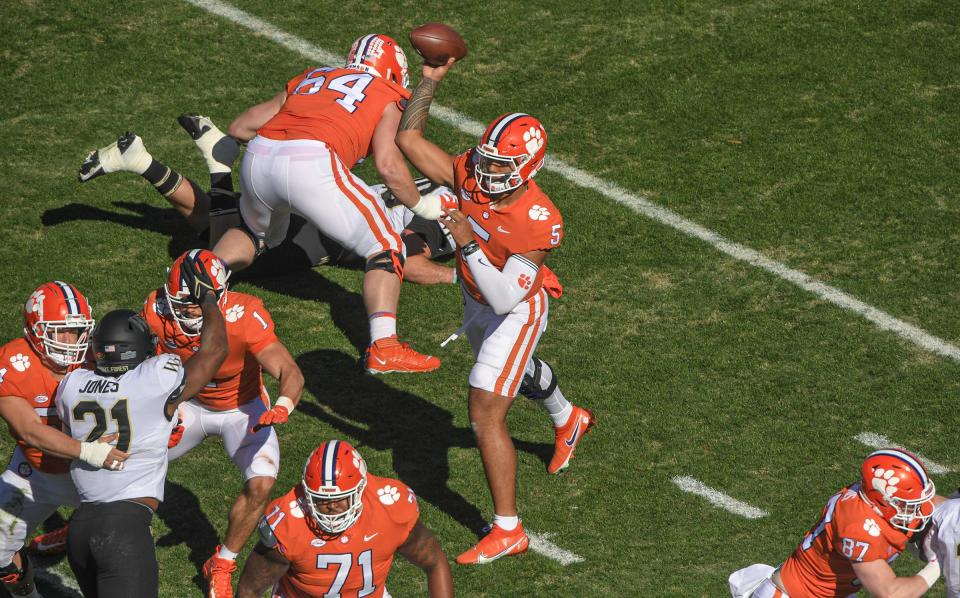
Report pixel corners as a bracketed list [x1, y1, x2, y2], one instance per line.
[210, 258, 229, 285]
[378, 485, 400, 505]
[517, 274, 532, 290]
[26, 290, 44, 315]
[10, 353, 30, 372]
[352, 451, 368, 476]
[523, 126, 543, 155]
[863, 518, 881, 537]
[528, 204, 550, 221]
[872, 468, 901, 497]
[225, 304, 245, 322]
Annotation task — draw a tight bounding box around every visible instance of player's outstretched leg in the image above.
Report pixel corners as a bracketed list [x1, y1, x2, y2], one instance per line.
[177, 113, 240, 192]
[519, 356, 595, 474]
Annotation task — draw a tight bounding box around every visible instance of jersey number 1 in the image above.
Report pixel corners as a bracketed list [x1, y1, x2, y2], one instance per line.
[72, 399, 131, 452]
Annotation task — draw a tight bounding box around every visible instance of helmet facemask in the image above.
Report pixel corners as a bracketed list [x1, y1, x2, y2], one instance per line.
[301, 476, 367, 535]
[885, 480, 936, 532]
[474, 149, 527, 196]
[30, 316, 93, 368]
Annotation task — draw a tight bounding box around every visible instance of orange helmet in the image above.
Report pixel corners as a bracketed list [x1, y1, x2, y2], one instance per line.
[164, 249, 230, 337]
[860, 449, 935, 532]
[300, 440, 368, 535]
[474, 112, 547, 196]
[23, 281, 94, 369]
[345, 34, 409, 89]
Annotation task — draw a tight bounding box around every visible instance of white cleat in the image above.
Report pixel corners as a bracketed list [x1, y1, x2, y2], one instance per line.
[177, 113, 239, 173]
[78, 132, 152, 182]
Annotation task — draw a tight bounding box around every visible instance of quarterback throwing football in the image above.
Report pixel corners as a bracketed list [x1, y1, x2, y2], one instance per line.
[396, 58, 595, 564]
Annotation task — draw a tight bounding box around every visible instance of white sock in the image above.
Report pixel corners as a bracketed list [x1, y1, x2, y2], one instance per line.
[493, 514, 519, 531]
[217, 545, 239, 561]
[192, 119, 239, 174]
[369, 313, 397, 343]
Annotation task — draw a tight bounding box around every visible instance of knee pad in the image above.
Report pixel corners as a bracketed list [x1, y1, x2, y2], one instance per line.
[0, 551, 35, 596]
[365, 249, 405, 279]
[519, 356, 558, 401]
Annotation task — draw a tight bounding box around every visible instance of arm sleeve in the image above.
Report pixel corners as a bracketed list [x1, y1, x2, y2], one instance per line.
[463, 251, 540, 315]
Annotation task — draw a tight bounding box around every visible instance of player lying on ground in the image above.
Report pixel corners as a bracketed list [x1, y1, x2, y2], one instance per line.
[729, 448, 941, 597]
[237, 439, 453, 598]
[396, 56, 595, 564]
[0, 282, 126, 598]
[79, 114, 458, 285]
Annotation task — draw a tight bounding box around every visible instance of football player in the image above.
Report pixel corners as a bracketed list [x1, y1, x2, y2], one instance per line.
[78, 119, 457, 284]
[0, 282, 126, 598]
[152, 249, 303, 597]
[728, 449, 941, 597]
[57, 255, 228, 598]
[211, 34, 448, 374]
[236, 439, 453, 598]
[907, 492, 960, 597]
[395, 59, 595, 564]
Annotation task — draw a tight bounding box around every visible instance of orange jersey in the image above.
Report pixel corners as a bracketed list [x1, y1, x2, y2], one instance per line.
[261, 474, 419, 598]
[141, 290, 278, 410]
[780, 482, 908, 597]
[258, 67, 410, 170]
[452, 149, 564, 304]
[0, 338, 70, 473]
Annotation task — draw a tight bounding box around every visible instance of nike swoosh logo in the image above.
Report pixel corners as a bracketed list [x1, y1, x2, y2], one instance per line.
[373, 356, 387, 365]
[497, 226, 510, 234]
[477, 538, 525, 564]
[364, 533, 379, 541]
[34, 540, 63, 552]
[564, 420, 582, 447]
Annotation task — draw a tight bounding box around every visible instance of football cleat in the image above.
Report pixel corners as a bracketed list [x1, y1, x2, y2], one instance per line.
[29, 525, 69, 556]
[547, 406, 595, 474]
[178, 113, 240, 173]
[456, 522, 529, 565]
[202, 546, 237, 598]
[78, 132, 152, 182]
[363, 336, 440, 374]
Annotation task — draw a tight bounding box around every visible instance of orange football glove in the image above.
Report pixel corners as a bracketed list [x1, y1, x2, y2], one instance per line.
[252, 405, 289, 433]
[168, 416, 185, 449]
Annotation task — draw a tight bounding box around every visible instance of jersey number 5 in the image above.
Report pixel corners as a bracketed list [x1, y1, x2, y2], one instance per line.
[72, 399, 131, 452]
[292, 68, 373, 114]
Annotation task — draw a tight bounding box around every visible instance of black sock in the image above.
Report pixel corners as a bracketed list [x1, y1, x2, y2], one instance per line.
[142, 159, 183, 197]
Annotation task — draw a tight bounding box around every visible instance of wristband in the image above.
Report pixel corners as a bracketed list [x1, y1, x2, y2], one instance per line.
[410, 195, 442, 220]
[461, 241, 481, 258]
[276, 396, 296, 412]
[918, 559, 940, 588]
[79, 441, 113, 469]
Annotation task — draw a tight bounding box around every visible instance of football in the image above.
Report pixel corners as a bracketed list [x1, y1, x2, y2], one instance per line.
[409, 23, 468, 67]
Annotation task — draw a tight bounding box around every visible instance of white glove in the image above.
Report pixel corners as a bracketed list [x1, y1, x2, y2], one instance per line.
[79, 441, 123, 470]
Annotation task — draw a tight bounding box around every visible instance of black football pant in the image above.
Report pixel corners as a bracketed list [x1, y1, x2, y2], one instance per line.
[67, 500, 158, 598]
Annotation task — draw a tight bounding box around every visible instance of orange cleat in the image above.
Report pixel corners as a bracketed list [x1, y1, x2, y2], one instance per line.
[363, 336, 440, 375]
[202, 546, 237, 598]
[548, 406, 595, 474]
[456, 522, 529, 565]
[29, 525, 69, 556]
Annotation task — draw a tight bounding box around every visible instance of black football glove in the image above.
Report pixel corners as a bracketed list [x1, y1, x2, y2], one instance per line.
[181, 253, 217, 304]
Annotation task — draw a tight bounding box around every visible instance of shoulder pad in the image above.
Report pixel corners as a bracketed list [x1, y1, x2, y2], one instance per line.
[257, 516, 279, 549]
[371, 478, 419, 526]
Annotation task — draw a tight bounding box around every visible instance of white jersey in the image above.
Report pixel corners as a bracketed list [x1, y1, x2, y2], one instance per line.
[55, 354, 185, 503]
[928, 497, 960, 597]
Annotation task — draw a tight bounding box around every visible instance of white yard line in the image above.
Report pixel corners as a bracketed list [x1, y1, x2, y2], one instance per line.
[185, 0, 960, 363]
[854, 432, 952, 474]
[527, 530, 586, 565]
[672, 476, 768, 519]
[36, 565, 82, 597]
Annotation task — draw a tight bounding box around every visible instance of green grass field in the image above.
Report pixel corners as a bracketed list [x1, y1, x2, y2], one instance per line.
[3, 1, 960, 595]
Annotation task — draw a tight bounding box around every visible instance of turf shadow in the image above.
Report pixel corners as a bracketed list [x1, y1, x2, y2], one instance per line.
[296, 349, 554, 536]
[155, 480, 220, 592]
